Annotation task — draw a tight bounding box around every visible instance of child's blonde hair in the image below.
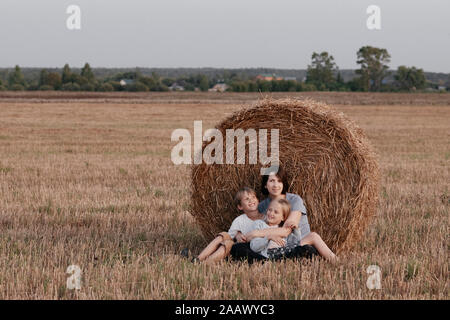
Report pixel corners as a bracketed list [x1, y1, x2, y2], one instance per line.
[269, 198, 291, 226]
[234, 187, 257, 209]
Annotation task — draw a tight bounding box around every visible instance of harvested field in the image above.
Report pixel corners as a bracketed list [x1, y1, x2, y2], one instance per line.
[1, 91, 450, 106]
[0, 94, 448, 299]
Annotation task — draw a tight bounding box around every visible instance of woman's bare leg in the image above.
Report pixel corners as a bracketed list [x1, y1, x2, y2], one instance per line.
[301, 232, 337, 262]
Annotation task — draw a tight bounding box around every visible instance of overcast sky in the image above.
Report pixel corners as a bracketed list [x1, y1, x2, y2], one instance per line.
[0, 0, 449, 72]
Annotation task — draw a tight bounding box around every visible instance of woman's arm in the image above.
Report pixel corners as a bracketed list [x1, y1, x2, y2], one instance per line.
[283, 210, 302, 229]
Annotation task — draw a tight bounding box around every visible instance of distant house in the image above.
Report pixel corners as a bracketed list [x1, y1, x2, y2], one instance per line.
[256, 74, 284, 81]
[208, 83, 229, 92]
[169, 83, 185, 91]
[120, 79, 135, 86]
[284, 77, 297, 81]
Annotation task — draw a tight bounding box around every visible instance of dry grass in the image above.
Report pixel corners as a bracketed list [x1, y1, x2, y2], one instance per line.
[0, 97, 448, 299]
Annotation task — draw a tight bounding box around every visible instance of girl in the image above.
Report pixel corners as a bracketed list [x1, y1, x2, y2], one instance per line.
[251, 197, 336, 262]
[250, 198, 300, 258]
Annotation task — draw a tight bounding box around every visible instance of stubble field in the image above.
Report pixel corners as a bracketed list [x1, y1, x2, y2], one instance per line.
[0, 92, 448, 299]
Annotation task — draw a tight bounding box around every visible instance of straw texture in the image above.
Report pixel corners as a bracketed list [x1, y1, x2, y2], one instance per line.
[191, 98, 379, 253]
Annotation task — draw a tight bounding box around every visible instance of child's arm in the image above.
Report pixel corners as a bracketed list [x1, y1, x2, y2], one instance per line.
[249, 236, 269, 254]
[248, 220, 271, 254]
[227, 215, 245, 241]
[245, 226, 292, 241]
[234, 231, 247, 243]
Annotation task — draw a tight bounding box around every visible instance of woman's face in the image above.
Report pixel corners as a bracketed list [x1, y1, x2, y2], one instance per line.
[266, 201, 285, 226]
[266, 173, 283, 197]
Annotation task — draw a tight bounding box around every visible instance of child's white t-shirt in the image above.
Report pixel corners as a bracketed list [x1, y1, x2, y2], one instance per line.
[227, 214, 261, 240]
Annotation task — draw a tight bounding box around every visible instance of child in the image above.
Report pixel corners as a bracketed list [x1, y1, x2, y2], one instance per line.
[250, 198, 337, 262]
[192, 187, 264, 264]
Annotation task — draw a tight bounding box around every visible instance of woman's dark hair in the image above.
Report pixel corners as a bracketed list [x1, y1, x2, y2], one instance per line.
[261, 166, 289, 196]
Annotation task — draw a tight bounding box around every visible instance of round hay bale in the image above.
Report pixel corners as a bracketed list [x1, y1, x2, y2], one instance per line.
[191, 98, 379, 253]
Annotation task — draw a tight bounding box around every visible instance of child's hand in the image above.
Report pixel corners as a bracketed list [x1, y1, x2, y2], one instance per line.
[268, 235, 286, 247]
[235, 232, 247, 243]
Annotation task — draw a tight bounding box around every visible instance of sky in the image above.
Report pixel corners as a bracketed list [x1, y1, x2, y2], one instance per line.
[0, 0, 449, 72]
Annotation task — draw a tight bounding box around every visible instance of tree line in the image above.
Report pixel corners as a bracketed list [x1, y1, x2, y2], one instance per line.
[0, 46, 447, 93]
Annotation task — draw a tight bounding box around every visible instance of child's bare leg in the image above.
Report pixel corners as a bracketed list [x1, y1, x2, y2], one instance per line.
[204, 238, 234, 264]
[197, 236, 224, 261]
[301, 232, 337, 262]
[204, 245, 227, 264]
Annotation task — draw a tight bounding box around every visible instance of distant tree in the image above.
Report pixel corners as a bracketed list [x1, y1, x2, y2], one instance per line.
[301, 83, 317, 91]
[61, 82, 80, 91]
[151, 72, 160, 82]
[39, 69, 49, 87]
[81, 83, 95, 91]
[184, 83, 195, 91]
[39, 85, 54, 91]
[346, 77, 365, 92]
[39, 69, 62, 90]
[230, 81, 248, 92]
[247, 81, 257, 92]
[334, 72, 344, 90]
[26, 81, 40, 91]
[198, 75, 210, 91]
[62, 64, 73, 84]
[286, 80, 297, 92]
[113, 71, 139, 81]
[356, 46, 391, 91]
[156, 84, 169, 92]
[47, 73, 62, 90]
[138, 76, 157, 90]
[0, 78, 6, 91]
[108, 81, 123, 91]
[257, 80, 271, 92]
[98, 83, 114, 92]
[71, 74, 88, 86]
[126, 82, 149, 92]
[10, 84, 25, 91]
[394, 66, 426, 91]
[8, 65, 26, 88]
[81, 63, 95, 82]
[306, 51, 338, 90]
[162, 78, 175, 87]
